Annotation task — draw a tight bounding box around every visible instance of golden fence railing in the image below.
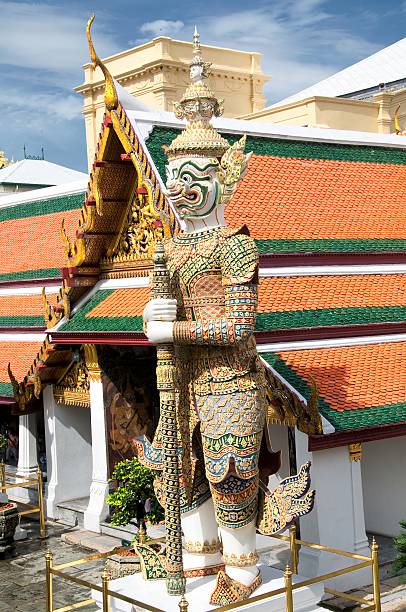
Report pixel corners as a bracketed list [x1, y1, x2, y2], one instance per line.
[44, 524, 382, 612]
[0, 461, 46, 539]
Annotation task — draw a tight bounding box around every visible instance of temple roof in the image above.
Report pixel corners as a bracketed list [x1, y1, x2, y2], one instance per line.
[0, 160, 87, 188]
[0, 340, 44, 397]
[0, 182, 85, 282]
[146, 125, 406, 255]
[271, 37, 406, 107]
[262, 340, 406, 432]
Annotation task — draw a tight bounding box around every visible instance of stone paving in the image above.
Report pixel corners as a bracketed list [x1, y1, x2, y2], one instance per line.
[0, 519, 103, 611]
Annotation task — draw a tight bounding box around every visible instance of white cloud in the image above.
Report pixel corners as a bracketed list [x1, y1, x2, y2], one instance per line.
[140, 20, 184, 38]
[145, 3, 381, 103]
[0, 1, 118, 78]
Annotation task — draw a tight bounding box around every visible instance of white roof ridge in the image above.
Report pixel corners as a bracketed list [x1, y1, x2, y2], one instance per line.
[0, 179, 87, 209]
[126, 107, 406, 149]
[271, 37, 406, 108]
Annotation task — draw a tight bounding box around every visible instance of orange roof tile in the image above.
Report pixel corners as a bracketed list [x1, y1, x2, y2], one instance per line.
[0, 294, 57, 318]
[87, 288, 149, 318]
[276, 342, 406, 412]
[258, 274, 406, 313]
[0, 209, 78, 277]
[226, 155, 406, 240]
[0, 342, 43, 385]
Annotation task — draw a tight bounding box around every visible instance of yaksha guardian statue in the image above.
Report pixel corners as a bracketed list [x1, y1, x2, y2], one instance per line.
[135, 29, 314, 606]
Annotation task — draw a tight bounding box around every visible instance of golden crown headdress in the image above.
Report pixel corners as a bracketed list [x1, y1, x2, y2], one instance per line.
[165, 28, 230, 160]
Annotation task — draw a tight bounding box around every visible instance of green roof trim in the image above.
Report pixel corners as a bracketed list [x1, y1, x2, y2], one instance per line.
[0, 382, 14, 397]
[146, 126, 406, 181]
[0, 192, 85, 223]
[256, 238, 406, 254]
[262, 352, 406, 431]
[0, 268, 61, 283]
[256, 305, 406, 330]
[58, 290, 144, 333]
[0, 316, 44, 328]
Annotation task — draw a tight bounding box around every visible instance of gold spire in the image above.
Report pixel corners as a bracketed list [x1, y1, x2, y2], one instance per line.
[166, 28, 229, 160]
[86, 14, 118, 112]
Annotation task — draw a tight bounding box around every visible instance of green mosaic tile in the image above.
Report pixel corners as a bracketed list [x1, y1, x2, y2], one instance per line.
[0, 192, 85, 223]
[58, 290, 144, 333]
[261, 352, 406, 431]
[0, 316, 44, 328]
[0, 382, 13, 397]
[146, 126, 406, 181]
[0, 268, 61, 283]
[256, 238, 406, 254]
[255, 305, 406, 330]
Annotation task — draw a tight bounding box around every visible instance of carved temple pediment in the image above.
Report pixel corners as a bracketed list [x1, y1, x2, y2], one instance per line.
[53, 350, 91, 407]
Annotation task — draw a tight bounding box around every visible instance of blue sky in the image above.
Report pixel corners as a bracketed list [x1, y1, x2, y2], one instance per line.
[0, 0, 405, 172]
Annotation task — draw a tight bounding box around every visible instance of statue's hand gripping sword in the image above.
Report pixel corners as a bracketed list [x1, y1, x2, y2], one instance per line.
[152, 240, 185, 597]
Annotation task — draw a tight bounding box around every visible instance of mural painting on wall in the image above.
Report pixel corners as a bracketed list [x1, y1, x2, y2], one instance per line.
[98, 346, 159, 473]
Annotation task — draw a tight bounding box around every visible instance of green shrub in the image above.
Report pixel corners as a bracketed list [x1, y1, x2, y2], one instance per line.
[107, 458, 164, 527]
[394, 520, 406, 573]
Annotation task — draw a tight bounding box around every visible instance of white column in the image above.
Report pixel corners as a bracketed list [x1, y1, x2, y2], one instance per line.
[43, 385, 93, 519]
[17, 413, 38, 477]
[296, 430, 371, 591]
[84, 378, 110, 533]
[11, 413, 39, 504]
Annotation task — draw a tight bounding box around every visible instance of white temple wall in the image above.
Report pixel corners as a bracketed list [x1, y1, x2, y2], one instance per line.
[362, 436, 406, 537]
[295, 431, 371, 590]
[43, 386, 92, 518]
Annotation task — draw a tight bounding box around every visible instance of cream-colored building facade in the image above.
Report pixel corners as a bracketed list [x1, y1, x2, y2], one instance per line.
[76, 35, 406, 167]
[240, 90, 406, 134]
[75, 36, 270, 166]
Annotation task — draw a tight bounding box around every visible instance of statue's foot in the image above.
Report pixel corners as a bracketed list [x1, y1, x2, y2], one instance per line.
[183, 550, 224, 578]
[209, 569, 262, 606]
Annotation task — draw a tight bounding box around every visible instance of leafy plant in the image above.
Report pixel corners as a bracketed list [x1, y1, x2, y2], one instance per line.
[107, 458, 164, 527]
[394, 520, 406, 573]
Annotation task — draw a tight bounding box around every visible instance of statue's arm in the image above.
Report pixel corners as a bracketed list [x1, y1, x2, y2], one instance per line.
[173, 233, 259, 346]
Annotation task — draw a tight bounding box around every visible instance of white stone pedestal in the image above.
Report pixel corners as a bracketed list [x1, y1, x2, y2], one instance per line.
[92, 564, 323, 611]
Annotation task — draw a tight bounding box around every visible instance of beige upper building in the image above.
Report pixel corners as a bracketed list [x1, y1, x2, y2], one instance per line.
[241, 38, 406, 134]
[76, 34, 406, 167]
[75, 36, 270, 165]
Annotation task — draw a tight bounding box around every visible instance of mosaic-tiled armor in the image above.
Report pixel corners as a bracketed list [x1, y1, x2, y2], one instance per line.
[135, 30, 314, 606]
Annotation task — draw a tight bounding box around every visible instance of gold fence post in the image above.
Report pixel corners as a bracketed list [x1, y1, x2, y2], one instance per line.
[179, 594, 189, 611]
[0, 460, 5, 494]
[284, 563, 294, 612]
[289, 524, 298, 574]
[45, 549, 53, 612]
[37, 466, 46, 539]
[371, 537, 381, 612]
[102, 570, 110, 612]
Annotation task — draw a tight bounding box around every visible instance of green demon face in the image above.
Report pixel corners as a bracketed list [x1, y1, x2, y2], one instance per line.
[166, 157, 221, 219]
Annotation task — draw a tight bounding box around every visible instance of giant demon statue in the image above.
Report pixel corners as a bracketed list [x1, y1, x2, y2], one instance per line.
[135, 30, 314, 606]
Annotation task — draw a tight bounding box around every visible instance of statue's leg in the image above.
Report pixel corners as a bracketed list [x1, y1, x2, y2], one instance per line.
[209, 477, 262, 605]
[219, 521, 258, 585]
[181, 497, 223, 572]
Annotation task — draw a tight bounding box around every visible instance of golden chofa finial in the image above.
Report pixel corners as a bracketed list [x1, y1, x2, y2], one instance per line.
[86, 14, 118, 111]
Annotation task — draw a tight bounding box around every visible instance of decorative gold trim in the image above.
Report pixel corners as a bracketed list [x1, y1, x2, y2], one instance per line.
[86, 15, 118, 111]
[184, 539, 221, 555]
[8, 363, 42, 411]
[53, 354, 90, 408]
[222, 551, 259, 567]
[83, 343, 101, 382]
[42, 282, 71, 329]
[348, 443, 362, 462]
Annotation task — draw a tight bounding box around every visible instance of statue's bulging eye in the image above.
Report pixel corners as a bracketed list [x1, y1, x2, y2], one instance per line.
[181, 173, 193, 184]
